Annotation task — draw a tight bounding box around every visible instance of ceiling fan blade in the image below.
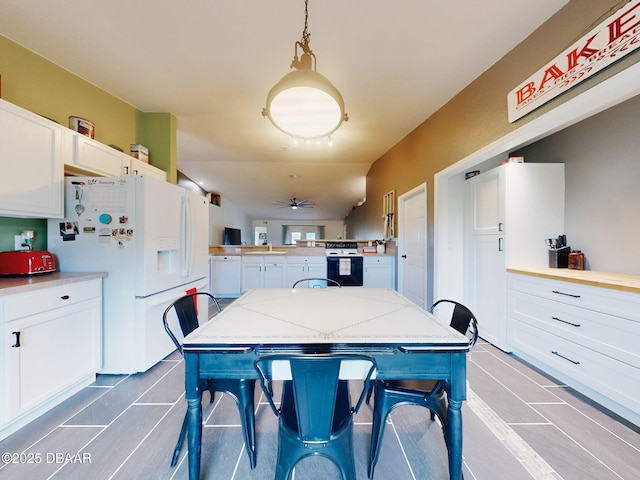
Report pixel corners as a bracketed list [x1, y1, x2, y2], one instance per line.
[274, 198, 315, 208]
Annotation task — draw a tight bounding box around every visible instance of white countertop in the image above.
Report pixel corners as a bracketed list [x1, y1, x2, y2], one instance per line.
[507, 267, 640, 294]
[0, 272, 107, 296]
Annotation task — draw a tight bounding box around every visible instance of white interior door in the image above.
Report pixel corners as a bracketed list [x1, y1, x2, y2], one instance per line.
[397, 183, 428, 308]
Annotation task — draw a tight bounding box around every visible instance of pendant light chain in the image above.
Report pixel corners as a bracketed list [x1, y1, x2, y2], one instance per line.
[292, 0, 314, 70]
[301, 0, 310, 50]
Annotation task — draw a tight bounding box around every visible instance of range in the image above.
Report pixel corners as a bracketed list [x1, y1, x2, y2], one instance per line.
[326, 241, 363, 287]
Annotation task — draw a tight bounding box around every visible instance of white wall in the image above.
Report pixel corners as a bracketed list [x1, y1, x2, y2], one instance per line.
[208, 198, 252, 246]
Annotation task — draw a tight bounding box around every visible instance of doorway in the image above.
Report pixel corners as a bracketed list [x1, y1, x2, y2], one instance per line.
[433, 62, 640, 301]
[397, 183, 428, 309]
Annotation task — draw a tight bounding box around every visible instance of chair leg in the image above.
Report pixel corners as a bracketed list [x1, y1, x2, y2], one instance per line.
[217, 379, 257, 469]
[365, 380, 374, 405]
[337, 427, 357, 480]
[368, 391, 390, 479]
[238, 384, 257, 468]
[171, 412, 189, 467]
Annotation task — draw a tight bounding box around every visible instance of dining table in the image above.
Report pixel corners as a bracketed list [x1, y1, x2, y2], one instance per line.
[182, 287, 471, 479]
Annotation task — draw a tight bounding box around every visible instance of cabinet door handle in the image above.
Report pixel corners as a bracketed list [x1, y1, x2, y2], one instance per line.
[11, 331, 21, 348]
[133, 169, 139, 175]
[551, 350, 580, 365]
[401, 255, 407, 259]
[552, 290, 581, 298]
[124, 166, 129, 174]
[551, 316, 581, 327]
[498, 238, 504, 251]
[61, 295, 70, 300]
[498, 222, 504, 232]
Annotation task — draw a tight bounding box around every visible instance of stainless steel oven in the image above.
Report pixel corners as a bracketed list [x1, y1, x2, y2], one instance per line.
[326, 241, 364, 287]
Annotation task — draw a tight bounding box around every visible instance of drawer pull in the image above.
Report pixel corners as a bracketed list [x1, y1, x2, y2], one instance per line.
[551, 290, 581, 299]
[551, 316, 581, 327]
[552, 350, 580, 365]
[11, 331, 21, 348]
[61, 295, 70, 300]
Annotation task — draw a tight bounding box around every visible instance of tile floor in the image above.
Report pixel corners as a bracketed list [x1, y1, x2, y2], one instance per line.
[1, 318, 639, 479]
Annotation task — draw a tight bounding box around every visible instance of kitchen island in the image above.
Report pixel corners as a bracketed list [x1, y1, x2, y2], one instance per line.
[0, 271, 106, 439]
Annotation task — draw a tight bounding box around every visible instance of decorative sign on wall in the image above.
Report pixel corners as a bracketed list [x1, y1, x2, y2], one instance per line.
[382, 190, 395, 238]
[507, 0, 640, 122]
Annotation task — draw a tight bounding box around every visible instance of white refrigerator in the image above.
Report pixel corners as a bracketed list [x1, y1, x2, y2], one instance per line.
[48, 175, 209, 373]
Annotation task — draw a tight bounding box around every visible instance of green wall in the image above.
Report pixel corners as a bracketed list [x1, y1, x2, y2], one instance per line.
[138, 112, 177, 184]
[0, 34, 176, 250]
[0, 218, 47, 253]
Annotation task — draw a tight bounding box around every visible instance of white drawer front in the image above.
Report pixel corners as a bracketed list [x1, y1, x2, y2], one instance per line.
[364, 256, 393, 265]
[508, 291, 640, 369]
[510, 319, 640, 416]
[508, 273, 640, 321]
[211, 255, 241, 263]
[3, 280, 101, 321]
[286, 256, 326, 265]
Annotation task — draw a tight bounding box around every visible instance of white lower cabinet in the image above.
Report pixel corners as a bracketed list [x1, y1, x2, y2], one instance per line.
[468, 235, 507, 350]
[241, 256, 286, 291]
[364, 256, 395, 288]
[1, 278, 103, 439]
[507, 273, 640, 425]
[209, 255, 242, 297]
[285, 256, 327, 288]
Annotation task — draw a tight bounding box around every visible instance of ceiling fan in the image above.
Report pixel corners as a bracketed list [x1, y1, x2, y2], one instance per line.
[275, 198, 315, 210]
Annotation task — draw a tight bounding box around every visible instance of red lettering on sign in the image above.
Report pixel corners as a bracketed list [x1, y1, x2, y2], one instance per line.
[608, 3, 640, 43]
[539, 64, 565, 90]
[516, 82, 536, 105]
[566, 34, 599, 70]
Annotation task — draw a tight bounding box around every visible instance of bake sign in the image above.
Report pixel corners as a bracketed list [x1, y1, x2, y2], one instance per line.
[507, 0, 640, 122]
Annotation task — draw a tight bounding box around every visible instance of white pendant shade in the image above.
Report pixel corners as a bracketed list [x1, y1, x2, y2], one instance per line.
[264, 69, 346, 139]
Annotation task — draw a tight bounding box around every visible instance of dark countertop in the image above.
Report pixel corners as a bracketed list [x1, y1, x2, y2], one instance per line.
[0, 272, 107, 296]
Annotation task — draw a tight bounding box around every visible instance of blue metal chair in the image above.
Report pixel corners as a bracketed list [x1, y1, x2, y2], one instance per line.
[255, 353, 376, 480]
[163, 292, 257, 469]
[367, 299, 478, 479]
[291, 277, 341, 288]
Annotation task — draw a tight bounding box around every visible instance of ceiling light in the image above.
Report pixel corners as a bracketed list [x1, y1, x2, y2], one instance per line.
[262, 0, 348, 140]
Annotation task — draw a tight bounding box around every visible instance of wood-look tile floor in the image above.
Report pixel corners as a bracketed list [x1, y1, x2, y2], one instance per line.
[1, 312, 639, 479]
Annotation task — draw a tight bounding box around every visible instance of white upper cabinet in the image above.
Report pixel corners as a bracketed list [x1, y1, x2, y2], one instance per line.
[127, 156, 166, 181]
[0, 99, 66, 218]
[68, 134, 167, 181]
[69, 133, 130, 177]
[466, 167, 505, 235]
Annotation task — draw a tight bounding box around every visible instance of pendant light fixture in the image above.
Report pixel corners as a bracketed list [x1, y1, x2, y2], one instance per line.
[262, 0, 348, 140]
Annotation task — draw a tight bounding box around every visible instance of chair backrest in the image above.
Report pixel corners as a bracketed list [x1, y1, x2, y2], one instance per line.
[255, 354, 375, 443]
[292, 277, 342, 288]
[162, 292, 221, 355]
[430, 299, 479, 347]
